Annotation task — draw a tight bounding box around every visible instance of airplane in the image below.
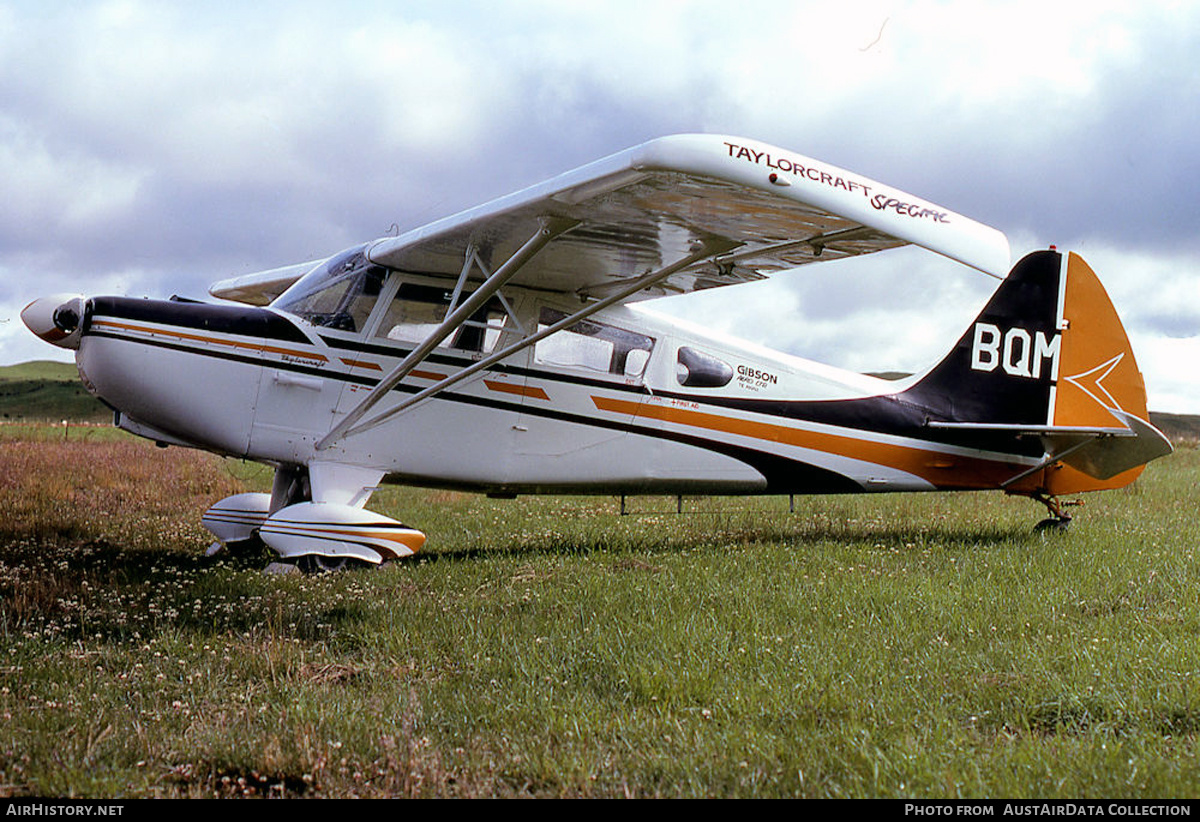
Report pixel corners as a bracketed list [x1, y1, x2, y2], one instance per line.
[22, 134, 1172, 572]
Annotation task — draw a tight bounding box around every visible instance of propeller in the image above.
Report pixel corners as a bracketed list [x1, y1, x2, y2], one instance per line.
[21, 295, 86, 349]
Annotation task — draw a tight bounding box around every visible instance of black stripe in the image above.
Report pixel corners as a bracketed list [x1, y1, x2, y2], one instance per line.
[318, 332, 1040, 457]
[86, 296, 1044, 460]
[644, 390, 1044, 458]
[86, 323, 1036, 492]
[87, 297, 313, 345]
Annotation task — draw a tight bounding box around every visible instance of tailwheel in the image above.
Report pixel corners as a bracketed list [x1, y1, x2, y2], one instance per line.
[296, 554, 371, 575]
[1034, 516, 1071, 533]
[1030, 493, 1082, 533]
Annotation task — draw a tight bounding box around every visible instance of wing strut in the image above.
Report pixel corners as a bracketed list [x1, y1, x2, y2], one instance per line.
[714, 226, 879, 265]
[998, 438, 1107, 489]
[318, 235, 740, 446]
[317, 216, 579, 450]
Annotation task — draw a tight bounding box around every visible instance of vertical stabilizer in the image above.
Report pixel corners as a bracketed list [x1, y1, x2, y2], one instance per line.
[904, 249, 1169, 494]
[905, 249, 1064, 425]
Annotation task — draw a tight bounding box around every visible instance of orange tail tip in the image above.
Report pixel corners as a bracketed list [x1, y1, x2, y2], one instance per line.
[1053, 252, 1148, 428]
[1043, 252, 1171, 493]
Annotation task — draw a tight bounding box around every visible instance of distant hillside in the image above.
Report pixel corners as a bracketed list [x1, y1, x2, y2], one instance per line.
[1150, 412, 1200, 445]
[0, 360, 110, 422]
[0, 360, 81, 381]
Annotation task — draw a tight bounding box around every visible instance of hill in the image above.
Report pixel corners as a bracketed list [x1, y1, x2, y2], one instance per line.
[1150, 412, 1200, 445]
[0, 360, 111, 422]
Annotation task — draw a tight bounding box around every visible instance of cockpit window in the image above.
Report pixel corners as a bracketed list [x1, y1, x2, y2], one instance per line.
[273, 245, 387, 332]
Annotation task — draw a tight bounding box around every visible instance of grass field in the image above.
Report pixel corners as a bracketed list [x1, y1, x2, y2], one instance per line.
[1, 426, 1198, 798]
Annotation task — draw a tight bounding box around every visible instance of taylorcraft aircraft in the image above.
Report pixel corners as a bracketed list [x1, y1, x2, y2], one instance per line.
[23, 134, 1172, 572]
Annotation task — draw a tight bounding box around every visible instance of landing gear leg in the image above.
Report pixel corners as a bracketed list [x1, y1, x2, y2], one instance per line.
[1031, 493, 1081, 532]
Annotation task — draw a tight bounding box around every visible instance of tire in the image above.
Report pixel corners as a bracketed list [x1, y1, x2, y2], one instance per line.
[296, 554, 360, 574]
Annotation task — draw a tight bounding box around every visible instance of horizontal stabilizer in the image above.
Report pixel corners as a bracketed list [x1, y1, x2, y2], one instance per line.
[930, 411, 1172, 483]
[1055, 410, 1173, 480]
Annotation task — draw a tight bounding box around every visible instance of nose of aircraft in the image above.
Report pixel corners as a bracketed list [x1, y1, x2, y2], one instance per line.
[21, 294, 86, 349]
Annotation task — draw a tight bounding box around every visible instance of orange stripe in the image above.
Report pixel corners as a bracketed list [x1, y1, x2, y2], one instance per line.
[592, 395, 1022, 489]
[485, 380, 550, 401]
[267, 523, 426, 551]
[340, 358, 382, 371]
[93, 319, 328, 364]
[410, 369, 448, 381]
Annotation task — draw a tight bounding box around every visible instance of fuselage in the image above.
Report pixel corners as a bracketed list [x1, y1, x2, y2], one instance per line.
[68, 273, 1044, 498]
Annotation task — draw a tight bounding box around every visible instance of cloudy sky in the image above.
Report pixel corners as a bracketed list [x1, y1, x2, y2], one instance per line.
[2, 0, 1197, 411]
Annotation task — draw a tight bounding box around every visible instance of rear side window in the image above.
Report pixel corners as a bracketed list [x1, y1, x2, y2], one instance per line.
[676, 346, 733, 388]
[535, 308, 654, 377]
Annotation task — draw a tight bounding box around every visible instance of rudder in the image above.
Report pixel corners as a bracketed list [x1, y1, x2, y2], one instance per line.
[1051, 252, 1148, 428]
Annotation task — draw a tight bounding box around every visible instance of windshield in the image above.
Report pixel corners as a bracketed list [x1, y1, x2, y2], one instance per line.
[272, 244, 388, 332]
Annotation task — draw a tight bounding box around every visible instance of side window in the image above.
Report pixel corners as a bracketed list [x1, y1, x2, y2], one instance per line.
[676, 346, 734, 388]
[375, 283, 508, 353]
[376, 284, 449, 345]
[534, 308, 655, 378]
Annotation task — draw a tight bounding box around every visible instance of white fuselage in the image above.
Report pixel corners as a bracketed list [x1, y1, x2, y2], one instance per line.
[73, 277, 1036, 499]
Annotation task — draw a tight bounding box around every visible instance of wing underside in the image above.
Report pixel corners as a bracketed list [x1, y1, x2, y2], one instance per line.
[364, 135, 1010, 301]
[212, 134, 1010, 306]
[368, 170, 907, 300]
[208, 259, 326, 306]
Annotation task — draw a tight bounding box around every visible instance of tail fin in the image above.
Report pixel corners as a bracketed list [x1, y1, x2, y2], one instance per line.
[908, 249, 1064, 426]
[906, 249, 1171, 492]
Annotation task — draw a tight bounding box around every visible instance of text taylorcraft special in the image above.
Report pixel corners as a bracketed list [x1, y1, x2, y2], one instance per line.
[23, 135, 1172, 572]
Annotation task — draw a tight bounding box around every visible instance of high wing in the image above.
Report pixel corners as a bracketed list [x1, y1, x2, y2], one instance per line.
[365, 134, 1010, 299]
[211, 134, 1010, 306]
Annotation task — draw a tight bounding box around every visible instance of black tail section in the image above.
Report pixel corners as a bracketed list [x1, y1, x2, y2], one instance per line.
[903, 250, 1062, 425]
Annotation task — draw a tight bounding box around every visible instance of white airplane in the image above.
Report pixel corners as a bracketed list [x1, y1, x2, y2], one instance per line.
[22, 134, 1172, 572]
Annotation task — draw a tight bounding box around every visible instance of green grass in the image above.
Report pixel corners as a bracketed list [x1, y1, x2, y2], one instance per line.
[1, 426, 1198, 797]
